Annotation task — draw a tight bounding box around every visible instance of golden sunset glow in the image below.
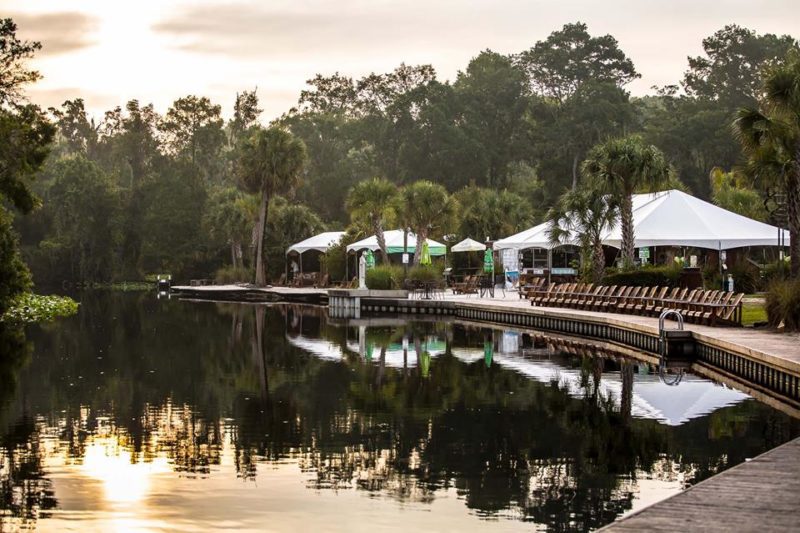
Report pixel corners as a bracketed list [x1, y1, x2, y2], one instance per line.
[81, 438, 170, 504]
[4, 0, 799, 119]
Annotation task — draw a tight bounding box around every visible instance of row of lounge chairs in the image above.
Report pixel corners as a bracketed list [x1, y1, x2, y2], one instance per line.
[524, 282, 744, 326]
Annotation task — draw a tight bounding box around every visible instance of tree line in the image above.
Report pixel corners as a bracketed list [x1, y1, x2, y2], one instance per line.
[1, 19, 799, 305]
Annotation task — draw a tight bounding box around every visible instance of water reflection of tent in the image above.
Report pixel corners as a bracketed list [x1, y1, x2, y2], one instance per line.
[345, 338, 446, 368]
[286, 334, 345, 361]
[450, 348, 748, 426]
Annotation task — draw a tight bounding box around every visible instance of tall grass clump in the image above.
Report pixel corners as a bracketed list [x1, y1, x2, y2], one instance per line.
[765, 280, 800, 331]
[214, 266, 253, 284]
[366, 265, 404, 290]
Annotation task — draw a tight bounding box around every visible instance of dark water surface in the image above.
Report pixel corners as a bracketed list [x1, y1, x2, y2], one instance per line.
[1, 292, 798, 532]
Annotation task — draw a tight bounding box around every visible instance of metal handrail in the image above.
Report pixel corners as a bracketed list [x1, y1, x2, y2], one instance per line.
[658, 309, 685, 385]
[659, 309, 684, 332]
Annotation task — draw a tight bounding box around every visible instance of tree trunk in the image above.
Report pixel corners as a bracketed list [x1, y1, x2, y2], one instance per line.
[620, 194, 635, 268]
[789, 151, 800, 278]
[235, 241, 243, 269]
[374, 218, 390, 264]
[231, 242, 239, 269]
[621, 361, 634, 424]
[254, 189, 269, 286]
[572, 153, 579, 189]
[592, 239, 605, 282]
[251, 306, 269, 401]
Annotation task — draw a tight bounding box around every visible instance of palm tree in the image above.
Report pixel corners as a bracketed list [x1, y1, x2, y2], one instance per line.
[547, 187, 619, 282]
[734, 52, 800, 277]
[237, 127, 307, 286]
[396, 181, 457, 266]
[582, 135, 671, 267]
[345, 177, 397, 264]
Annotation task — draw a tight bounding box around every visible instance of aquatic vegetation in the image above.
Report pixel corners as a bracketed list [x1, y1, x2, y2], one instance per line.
[1, 293, 79, 323]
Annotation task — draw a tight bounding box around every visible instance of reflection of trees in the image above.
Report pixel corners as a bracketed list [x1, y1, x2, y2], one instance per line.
[0, 326, 56, 530]
[1, 295, 798, 531]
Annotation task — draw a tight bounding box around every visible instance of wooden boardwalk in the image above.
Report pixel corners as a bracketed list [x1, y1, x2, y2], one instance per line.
[600, 436, 800, 532]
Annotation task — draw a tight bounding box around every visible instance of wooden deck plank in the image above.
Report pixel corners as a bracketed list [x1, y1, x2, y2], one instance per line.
[599, 437, 800, 532]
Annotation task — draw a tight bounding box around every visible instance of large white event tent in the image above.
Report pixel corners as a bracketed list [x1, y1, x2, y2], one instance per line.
[496, 189, 789, 252]
[286, 231, 345, 273]
[603, 189, 790, 250]
[346, 229, 446, 256]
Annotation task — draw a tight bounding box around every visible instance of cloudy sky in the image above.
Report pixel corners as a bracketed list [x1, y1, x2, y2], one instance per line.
[6, 0, 799, 121]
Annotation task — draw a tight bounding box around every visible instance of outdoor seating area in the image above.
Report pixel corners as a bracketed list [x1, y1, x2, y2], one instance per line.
[524, 282, 744, 326]
[404, 279, 447, 299]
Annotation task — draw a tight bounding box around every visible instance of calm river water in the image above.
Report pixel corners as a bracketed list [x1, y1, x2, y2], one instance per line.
[0, 292, 798, 532]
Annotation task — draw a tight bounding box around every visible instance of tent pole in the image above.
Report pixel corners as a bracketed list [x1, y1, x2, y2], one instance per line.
[547, 248, 552, 285]
[299, 252, 303, 274]
[285, 254, 288, 284]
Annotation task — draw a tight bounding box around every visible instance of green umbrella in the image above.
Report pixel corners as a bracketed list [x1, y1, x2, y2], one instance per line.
[365, 249, 375, 269]
[483, 340, 493, 368]
[483, 248, 494, 274]
[420, 241, 432, 266]
[419, 350, 431, 378]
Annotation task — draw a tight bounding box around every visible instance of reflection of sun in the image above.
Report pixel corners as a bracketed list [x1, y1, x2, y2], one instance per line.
[81, 438, 169, 504]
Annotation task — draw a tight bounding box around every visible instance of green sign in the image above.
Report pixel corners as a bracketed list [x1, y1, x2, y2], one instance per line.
[638, 248, 650, 259]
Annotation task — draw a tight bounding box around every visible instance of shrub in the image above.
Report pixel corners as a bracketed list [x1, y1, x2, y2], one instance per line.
[366, 265, 404, 290]
[214, 266, 252, 284]
[763, 259, 791, 284]
[602, 264, 681, 288]
[728, 262, 760, 294]
[408, 265, 442, 283]
[765, 280, 800, 331]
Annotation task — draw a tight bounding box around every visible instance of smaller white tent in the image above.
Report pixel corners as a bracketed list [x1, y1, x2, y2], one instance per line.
[493, 221, 576, 250]
[287, 231, 345, 255]
[451, 238, 486, 252]
[346, 229, 446, 256]
[603, 190, 790, 250]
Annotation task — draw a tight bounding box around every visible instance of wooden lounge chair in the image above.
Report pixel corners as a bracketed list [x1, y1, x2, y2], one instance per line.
[711, 293, 744, 325]
[565, 283, 592, 308]
[599, 286, 629, 312]
[639, 286, 668, 315]
[687, 290, 720, 322]
[578, 285, 612, 310]
[591, 285, 618, 312]
[701, 291, 733, 325]
[619, 286, 643, 313]
[532, 283, 557, 306]
[546, 283, 573, 307]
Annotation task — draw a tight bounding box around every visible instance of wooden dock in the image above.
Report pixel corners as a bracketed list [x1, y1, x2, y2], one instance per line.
[600, 436, 800, 532]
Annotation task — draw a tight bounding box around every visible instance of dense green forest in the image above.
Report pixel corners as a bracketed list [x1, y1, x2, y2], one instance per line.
[1, 19, 799, 294]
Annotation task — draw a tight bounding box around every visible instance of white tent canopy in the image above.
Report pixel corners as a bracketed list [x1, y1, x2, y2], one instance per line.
[494, 221, 573, 250]
[495, 189, 790, 252]
[451, 237, 486, 252]
[603, 190, 790, 250]
[346, 229, 446, 255]
[287, 231, 345, 255]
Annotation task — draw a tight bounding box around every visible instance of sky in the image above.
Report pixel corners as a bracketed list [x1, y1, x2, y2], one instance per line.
[5, 0, 800, 121]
